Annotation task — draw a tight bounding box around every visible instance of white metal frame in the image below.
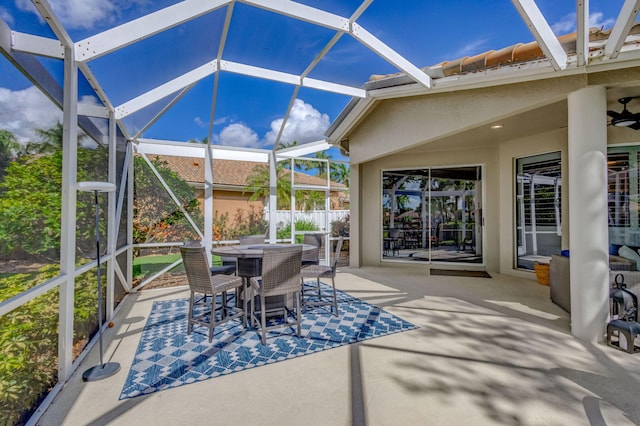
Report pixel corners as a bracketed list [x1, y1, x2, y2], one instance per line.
[1, 0, 640, 422]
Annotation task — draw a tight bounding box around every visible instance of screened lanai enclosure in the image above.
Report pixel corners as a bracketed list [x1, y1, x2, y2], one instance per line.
[0, 0, 451, 423]
[3, 0, 640, 424]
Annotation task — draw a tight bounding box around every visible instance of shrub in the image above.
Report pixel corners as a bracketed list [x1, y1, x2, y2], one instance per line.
[0, 264, 100, 425]
[331, 214, 350, 237]
[277, 219, 318, 243]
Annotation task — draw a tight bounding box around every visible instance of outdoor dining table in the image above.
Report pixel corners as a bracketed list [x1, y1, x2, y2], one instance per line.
[211, 243, 317, 316]
[211, 243, 314, 258]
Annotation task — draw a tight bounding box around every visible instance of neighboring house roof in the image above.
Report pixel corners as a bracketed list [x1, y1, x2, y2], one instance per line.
[150, 155, 347, 189]
[327, 24, 640, 145]
[366, 24, 640, 89]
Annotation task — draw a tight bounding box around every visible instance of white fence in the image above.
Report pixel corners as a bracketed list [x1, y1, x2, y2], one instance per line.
[265, 210, 349, 231]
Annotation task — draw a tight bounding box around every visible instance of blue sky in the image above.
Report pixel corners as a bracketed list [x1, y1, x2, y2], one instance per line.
[0, 0, 627, 153]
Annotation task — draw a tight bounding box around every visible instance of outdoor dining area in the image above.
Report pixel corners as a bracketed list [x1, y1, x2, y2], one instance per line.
[38, 264, 640, 425]
[181, 234, 344, 345]
[7, 1, 640, 424]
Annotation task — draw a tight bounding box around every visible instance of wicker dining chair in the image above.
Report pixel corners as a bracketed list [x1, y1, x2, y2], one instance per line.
[249, 245, 303, 344]
[239, 235, 265, 245]
[183, 240, 236, 276]
[180, 246, 245, 342]
[237, 234, 265, 277]
[301, 233, 323, 267]
[301, 237, 343, 316]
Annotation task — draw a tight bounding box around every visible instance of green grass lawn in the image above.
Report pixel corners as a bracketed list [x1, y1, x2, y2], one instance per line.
[133, 253, 183, 278]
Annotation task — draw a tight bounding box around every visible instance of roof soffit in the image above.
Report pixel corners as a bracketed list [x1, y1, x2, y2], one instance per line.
[345, 75, 588, 165]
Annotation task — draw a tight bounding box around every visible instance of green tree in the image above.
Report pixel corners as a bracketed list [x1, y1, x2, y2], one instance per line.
[0, 130, 19, 183]
[330, 162, 349, 185]
[133, 156, 203, 244]
[244, 163, 292, 210]
[0, 124, 106, 260]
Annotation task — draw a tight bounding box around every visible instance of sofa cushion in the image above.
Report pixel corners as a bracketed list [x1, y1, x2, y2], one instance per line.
[618, 245, 640, 271]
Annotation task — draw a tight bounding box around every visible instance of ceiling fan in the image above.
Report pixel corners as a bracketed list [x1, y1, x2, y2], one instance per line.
[607, 97, 640, 130]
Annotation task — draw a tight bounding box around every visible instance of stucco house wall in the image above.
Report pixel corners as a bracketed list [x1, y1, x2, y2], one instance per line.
[344, 74, 640, 279]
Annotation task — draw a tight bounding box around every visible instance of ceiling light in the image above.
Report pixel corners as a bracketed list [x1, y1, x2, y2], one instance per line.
[612, 118, 638, 127]
[490, 124, 503, 129]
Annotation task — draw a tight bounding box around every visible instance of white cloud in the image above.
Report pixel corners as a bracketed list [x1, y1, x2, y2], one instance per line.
[216, 123, 260, 148]
[194, 116, 206, 128]
[552, 12, 616, 35]
[0, 7, 14, 24]
[551, 13, 576, 35]
[0, 86, 62, 143]
[263, 99, 330, 147]
[451, 39, 490, 58]
[589, 12, 616, 31]
[17, 0, 148, 31]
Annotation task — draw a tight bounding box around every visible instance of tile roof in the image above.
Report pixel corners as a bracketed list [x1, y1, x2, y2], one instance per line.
[368, 24, 640, 86]
[149, 155, 346, 189]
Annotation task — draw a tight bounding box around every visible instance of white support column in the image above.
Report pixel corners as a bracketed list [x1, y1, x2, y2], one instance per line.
[127, 142, 134, 292]
[106, 111, 116, 320]
[290, 157, 295, 244]
[204, 143, 214, 259]
[568, 86, 609, 342]
[351, 163, 360, 267]
[59, 46, 78, 381]
[268, 151, 277, 243]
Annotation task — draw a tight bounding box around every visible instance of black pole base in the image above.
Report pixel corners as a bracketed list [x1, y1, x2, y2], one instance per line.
[82, 362, 120, 382]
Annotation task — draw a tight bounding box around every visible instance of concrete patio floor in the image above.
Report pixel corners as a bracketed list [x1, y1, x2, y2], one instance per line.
[38, 265, 640, 425]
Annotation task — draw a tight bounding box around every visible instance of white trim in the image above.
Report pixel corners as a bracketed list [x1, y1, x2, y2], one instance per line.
[604, 0, 640, 59]
[107, 112, 117, 321]
[220, 60, 366, 97]
[240, 0, 349, 32]
[132, 85, 195, 140]
[133, 259, 183, 292]
[351, 22, 432, 89]
[74, 0, 230, 62]
[136, 138, 271, 162]
[11, 32, 64, 58]
[0, 275, 64, 317]
[276, 140, 332, 158]
[58, 46, 78, 381]
[78, 102, 109, 118]
[30, 0, 73, 47]
[115, 61, 218, 119]
[576, 0, 589, 67]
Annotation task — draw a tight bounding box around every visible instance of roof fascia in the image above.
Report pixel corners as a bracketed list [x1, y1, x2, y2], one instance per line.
[604, 0, 640, 59]
[511, 0, 568, 70]
[327, 46, 640, 145]
[74, 0, 230, 63]
[326, 96, 376, 146]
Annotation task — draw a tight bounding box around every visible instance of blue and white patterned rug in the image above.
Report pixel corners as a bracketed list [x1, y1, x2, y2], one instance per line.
[120, 284, 417, 399]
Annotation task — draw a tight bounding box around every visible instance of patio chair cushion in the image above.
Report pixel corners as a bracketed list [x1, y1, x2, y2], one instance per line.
[618, 245, 640, 271]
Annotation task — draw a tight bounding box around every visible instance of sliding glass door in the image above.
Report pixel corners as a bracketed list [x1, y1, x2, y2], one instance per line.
[382, 166, 483, 264]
